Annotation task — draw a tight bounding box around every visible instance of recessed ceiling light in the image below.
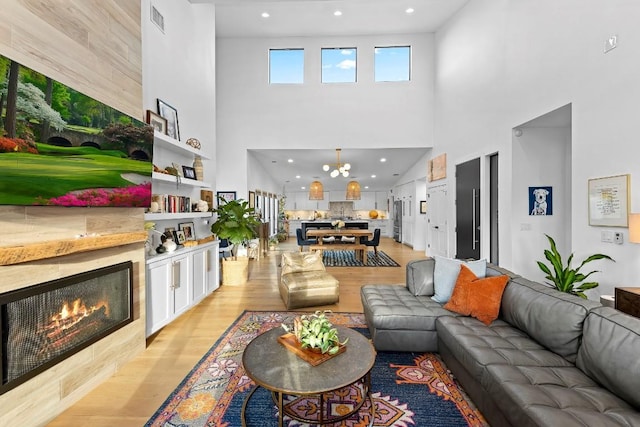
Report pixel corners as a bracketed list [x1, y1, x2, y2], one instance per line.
[295, 175, 301, 179]
[261, 12, 270, 18]
[334, 10, 342, 16]
[406, 8, 415, 14]
[380, 158, 387, 162]
[301, 186, 306, 190]
[364, 186, 369, 189]
[371, 175, 377, 178]
[287, 158, 293, 163]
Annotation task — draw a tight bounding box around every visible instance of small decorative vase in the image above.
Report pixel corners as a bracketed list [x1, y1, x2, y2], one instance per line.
[193, 155, 204, 181]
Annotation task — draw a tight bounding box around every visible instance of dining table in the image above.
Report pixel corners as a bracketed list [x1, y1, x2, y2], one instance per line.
[306, 229, 373, 265]
[305, 228, 373, 241]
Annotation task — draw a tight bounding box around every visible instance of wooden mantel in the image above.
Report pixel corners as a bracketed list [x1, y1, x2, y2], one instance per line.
[0, 232, 148, 266]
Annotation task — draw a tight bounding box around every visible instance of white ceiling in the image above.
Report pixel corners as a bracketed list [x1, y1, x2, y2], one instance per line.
[206, 0, 470, 38]
[250, 147, 431, 193]
[193, 0, 469, 193]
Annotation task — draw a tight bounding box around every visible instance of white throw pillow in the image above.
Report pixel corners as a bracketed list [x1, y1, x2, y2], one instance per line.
[431, 256, 487, 304]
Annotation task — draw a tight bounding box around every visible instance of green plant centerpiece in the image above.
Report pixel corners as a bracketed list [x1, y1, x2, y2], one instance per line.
[282, 311, 348, 355]
[210, 197, 260, 259]
[537, 234, 614, 299]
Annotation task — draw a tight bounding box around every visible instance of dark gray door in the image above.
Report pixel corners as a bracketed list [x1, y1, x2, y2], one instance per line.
[456, 158, 480, 260]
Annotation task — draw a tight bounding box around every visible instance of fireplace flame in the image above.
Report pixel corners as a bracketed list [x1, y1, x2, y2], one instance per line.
[51, 299, 110, 330]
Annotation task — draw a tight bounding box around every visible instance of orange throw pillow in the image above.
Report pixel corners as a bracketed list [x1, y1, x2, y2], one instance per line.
[444, 264, 510, 325]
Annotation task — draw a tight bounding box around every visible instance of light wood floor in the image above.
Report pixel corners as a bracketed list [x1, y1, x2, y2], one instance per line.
[47, 237, 427, 426]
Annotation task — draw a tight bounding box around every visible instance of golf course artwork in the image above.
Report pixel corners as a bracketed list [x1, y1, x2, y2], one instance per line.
[0, 53, 153, 207]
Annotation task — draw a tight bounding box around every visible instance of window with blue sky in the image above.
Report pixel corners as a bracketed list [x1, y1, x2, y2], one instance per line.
[269, 48, 304, 84]
[321, 48, 357, 83]
[375, 46, 411, 82]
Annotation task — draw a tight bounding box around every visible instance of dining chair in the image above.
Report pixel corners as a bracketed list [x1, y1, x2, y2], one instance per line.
[360, 228, 381, 254]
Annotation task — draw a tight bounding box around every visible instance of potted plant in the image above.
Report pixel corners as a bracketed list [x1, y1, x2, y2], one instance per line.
[536, 234, 614, 299]
[282, 311, 348, 355]
[268, 236, 279, 250]
[211, 197, 260, 285]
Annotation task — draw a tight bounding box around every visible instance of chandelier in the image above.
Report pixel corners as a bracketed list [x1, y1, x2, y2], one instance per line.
[323, 148, 351, 178]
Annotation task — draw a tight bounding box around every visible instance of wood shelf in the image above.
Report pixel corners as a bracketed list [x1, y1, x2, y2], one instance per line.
[154, 131, 210, 159]
[152, 172, 210, 188]
[144, 211, 212, 221]
[0, 232, 148, 266]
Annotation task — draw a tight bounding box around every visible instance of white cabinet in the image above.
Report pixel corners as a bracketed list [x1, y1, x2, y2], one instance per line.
[146, 252, 191, 336]
[288, 219, 303, 236]
[145, 241, 219, 337]
[192, 243, 220, 298]
[354, 192, 376, 210]
[375, 192, 389, 211]
[317, 192, 330, 210]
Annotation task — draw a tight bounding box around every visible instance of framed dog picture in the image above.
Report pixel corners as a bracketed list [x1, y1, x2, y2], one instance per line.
[529, 186, 553, 216]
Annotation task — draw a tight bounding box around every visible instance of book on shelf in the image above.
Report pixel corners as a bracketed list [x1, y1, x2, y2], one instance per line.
[151, 194, 192, 214]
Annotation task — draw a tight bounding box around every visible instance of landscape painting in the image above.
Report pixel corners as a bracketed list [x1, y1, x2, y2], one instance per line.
[0, 53, 153, 207]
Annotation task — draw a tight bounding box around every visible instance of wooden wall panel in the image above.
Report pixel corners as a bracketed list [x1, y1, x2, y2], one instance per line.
[0, 2, 145, 425]
[0, 0, 141, 118]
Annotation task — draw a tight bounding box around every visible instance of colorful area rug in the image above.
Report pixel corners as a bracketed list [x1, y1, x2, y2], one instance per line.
[145, 311, 487, 427]
[322, 250, 400, 267]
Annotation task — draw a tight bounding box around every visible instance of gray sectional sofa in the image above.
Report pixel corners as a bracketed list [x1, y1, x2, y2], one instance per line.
[360, 258, 640, 427]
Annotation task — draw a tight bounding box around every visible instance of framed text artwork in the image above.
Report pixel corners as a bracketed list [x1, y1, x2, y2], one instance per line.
[249, 191, 255, 209]
[588, 174, 629, 227]
[420, 201, 427, 214]
[217, 191, 237, 205]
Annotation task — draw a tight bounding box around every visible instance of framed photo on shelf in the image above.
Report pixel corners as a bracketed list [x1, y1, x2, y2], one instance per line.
[588, 174, 629, 227]
[145, 110, 167, 134]
[182, 166, 196, 180]
[174, 230, 187, 245]
[217, 191, 237, 205]
[179, 222, 196, 241]
[420, 200, 427, 214]
[157, 98, 180, 141]
[201, 190, 214, 207]
[163, 227, 176, 241]
[249, 191, 255, 209]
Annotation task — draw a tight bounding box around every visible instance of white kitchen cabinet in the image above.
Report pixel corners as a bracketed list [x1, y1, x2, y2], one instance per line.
[375, 192, 389, 211]
[353, 192, 376, 210]
[145, 241, 219, 337]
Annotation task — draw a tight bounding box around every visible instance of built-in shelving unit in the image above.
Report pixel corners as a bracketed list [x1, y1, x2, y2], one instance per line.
[145, 131, 213, 221]
[153, 131, 211, 160]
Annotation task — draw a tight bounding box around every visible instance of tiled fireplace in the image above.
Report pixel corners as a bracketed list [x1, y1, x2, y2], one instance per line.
[0, 207, 146, 426]
[1, 262, 134, 395]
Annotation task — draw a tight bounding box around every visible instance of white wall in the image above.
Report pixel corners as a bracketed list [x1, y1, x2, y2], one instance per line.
[511, 126, 571, 279]
[216, 33, 435, 196]
[247, 150, 283, 196]
[434, 0, 640, 299]
[142, 0, 216, 237]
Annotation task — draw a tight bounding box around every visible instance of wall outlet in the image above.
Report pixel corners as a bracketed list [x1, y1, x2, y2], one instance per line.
[614, 232, 623, 244]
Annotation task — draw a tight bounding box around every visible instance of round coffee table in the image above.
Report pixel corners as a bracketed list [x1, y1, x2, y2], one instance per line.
[242, 326, 376, 426]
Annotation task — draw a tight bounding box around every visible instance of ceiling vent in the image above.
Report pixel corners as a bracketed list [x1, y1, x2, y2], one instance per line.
[151, 4, 165, 33]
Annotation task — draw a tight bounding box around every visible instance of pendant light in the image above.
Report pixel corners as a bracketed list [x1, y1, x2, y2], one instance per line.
[345, 180, 361, 200]
[309, 180, 324, 200]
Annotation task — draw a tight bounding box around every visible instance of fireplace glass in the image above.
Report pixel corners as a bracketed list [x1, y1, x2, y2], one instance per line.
[1, 261, 133, 394]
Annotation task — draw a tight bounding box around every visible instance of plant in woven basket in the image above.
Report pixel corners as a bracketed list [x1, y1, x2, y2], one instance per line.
[282, 310, 348, 355]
